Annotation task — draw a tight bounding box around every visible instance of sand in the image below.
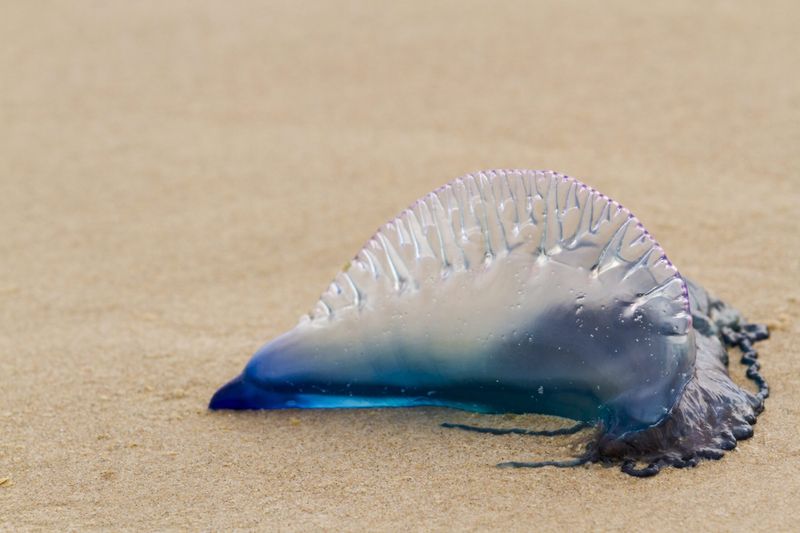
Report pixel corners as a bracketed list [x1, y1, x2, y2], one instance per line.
[2, 1, 799, 531]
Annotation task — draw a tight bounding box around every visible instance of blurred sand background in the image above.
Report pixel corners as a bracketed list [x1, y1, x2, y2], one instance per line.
[2, 1, 799, 530]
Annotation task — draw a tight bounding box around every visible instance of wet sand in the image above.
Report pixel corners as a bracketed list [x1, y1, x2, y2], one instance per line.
[2, 1, 799, 530]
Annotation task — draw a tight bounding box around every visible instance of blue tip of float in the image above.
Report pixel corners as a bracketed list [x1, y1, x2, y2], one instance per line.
[208, 373, 273, 410]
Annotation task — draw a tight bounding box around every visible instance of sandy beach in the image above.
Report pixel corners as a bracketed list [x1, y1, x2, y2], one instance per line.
[2, 1, 799, 530]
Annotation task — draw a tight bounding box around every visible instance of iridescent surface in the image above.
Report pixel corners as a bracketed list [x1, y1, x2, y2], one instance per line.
[210, 169, 769, 476]
[212, 170, 693, 433]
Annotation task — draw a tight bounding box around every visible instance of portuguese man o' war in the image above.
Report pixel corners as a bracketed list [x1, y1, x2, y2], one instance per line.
[210, 169, 769, 477]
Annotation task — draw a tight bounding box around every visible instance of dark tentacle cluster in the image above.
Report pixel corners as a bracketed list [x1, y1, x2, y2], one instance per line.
[583, 284, 770, 477]
[440, 421, 589, 437]
[722, 322, 769, 401]
[441, 283, 770, 478]
[601, 317, 769, 478]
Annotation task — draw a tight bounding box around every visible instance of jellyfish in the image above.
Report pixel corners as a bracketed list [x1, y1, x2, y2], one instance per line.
[210, 169, 768, 477]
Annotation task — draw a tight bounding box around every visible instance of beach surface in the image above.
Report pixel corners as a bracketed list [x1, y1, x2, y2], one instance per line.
[2, 1, 799, 530]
